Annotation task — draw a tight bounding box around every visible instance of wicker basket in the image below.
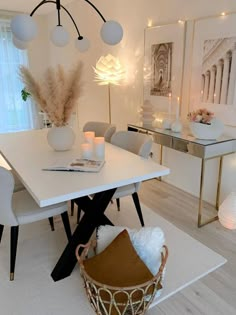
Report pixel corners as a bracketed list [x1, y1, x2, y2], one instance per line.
[76, 240, 168, 315]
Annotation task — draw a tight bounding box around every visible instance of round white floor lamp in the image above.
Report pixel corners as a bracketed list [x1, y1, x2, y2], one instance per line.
[218, 192, 236, 229]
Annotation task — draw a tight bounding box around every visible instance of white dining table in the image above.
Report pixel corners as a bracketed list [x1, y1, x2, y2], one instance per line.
[0, 129, 170, 281]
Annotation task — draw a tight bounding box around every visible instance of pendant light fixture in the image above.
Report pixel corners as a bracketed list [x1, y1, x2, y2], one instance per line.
[11, 0, 123, 51]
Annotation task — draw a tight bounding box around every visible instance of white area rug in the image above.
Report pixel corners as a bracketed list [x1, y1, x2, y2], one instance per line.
[0, 198, 226, 314]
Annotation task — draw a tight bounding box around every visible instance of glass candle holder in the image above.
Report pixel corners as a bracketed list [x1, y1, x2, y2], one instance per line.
[81, 143, 93, 159]
[94, 137, 105, 160]
[84, 131, 95, 145]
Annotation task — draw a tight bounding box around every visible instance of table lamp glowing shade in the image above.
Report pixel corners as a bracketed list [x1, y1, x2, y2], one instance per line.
[94, 54, 125, 123]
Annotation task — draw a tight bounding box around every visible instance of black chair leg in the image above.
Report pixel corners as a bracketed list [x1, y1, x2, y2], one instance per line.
[0, 224, 4, 244]
[71, 200, 74, 216]
[132, 192, 145, 227]
[116, 198, 120, 211]
[10, 226, 19, 281]
[48, 217, 55, 231]
[61, 211, 72, 241]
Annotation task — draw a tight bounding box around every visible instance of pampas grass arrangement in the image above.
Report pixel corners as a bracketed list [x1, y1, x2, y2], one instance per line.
[19, 62, 83, 127]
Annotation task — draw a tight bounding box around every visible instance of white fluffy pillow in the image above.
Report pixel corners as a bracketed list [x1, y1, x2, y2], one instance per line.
[97, 225, 165, 276]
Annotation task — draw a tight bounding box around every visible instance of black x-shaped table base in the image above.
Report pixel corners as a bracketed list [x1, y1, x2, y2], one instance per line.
[51, 188, 116, 282]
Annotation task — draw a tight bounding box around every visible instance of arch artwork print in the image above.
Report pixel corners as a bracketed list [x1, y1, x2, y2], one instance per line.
[151, 42, 173, 97]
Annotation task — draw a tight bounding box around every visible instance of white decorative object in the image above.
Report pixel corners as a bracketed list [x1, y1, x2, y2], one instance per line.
[11, 14, 38, 42]
[50, 25, 70, 47]
[162, 118, 172, 129]
[171, 119, 182, 133]
[140, 100, 155, 125]
[100, 20, 123, 45]
[94, 137, 105, 160]
[189, 118, 224, 140]
[75, 37, 90, 52]
[12, 36, 28, 50]
[84, 131, 95, 145]
[219, 192, 236, 229]
[47, 125, 75, 151]
[81, 143, 93, 159]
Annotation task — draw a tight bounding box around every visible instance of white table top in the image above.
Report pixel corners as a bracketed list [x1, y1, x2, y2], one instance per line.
[0, 129, 170, 207]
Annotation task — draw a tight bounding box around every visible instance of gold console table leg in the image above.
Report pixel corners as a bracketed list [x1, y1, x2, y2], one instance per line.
[198, 158, 220, 228]
[157, 144, 163, 181]
[216, 156, 223, 210]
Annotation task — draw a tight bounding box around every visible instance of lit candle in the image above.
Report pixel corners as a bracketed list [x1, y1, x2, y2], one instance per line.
[84, 131, 95, 145]
[81, 143, 93, 159]
[94, 137, 105, 160]
[176, 97, 180, 120]
[168, 93, 172, 115]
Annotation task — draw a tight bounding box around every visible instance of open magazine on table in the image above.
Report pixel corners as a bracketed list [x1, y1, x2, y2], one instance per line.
[42, 158, 105, 172]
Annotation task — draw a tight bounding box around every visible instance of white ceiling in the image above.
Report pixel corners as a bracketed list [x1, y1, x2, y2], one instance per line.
[0, 0, 74, 15]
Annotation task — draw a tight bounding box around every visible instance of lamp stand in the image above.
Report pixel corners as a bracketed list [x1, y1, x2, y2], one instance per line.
[108, 83, 111, 124]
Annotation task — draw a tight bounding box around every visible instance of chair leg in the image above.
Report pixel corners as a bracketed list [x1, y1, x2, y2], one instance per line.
[132, 192, 145, 227]
[10, 226, 19, 281]
[116, 198, 120, 211]
[61, 211, 72, 241]
[48, 217, 55, 231]
[71, 200, 74, 216]
[0, 224, 4, 244]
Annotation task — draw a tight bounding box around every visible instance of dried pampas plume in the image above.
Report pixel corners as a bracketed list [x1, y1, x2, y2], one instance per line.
[19, 62, 83, 127]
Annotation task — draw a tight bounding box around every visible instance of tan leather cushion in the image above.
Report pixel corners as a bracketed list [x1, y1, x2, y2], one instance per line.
[84, 229, 153, 287]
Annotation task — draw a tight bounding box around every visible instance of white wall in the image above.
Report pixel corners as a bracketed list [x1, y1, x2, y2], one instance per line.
[34, 0, 236, 204]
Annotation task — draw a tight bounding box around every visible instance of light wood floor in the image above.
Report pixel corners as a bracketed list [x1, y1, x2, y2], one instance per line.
[139, 179, 236, 315]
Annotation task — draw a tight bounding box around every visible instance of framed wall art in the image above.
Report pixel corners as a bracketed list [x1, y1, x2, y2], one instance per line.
[189, 13, 236, 126]
[143, 22, 186, 113]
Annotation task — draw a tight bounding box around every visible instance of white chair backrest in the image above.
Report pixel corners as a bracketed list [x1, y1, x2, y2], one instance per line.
[0, 167, 18, 225]
[111, 131, 153, 158]
[83, 121, 116, 143]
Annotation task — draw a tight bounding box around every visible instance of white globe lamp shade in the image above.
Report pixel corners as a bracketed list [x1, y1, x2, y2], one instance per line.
[12, 36, 28, 50]
[218, 192, 236, 229]
[75, 37, 90, 52]
[50, 26, 69, 47]
[100, 20, 123, 45]
[11, 14, 38, 42]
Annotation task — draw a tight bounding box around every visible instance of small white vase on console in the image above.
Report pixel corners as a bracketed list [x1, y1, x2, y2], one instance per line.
[171, 119, 182, 133]
[47, 125, 75, 151]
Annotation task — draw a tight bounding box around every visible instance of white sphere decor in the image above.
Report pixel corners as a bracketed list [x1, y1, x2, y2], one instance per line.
[47, 126, 75, 151]
[50, 26, 69, 47]
[12, 36, 28, 50]
[11, 14, 38, 42]
[75, 37, 90, 52]
[100, 20, 123, 45]
[218, 192, 236, 229]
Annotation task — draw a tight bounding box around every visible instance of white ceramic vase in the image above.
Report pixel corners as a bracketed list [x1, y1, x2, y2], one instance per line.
[189, 118, 224, 140]
[47, 125, 75, 151]
[171, 119, 182, 133]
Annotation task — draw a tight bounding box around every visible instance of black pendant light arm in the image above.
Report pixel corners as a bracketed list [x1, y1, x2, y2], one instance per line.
[29, 0, 109, 40]
[30, 0, 82, 38]
[84, 0, 106, 23]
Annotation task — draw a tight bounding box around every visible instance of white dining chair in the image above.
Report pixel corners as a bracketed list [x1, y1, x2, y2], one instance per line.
[0, 155, 57, 231]
[83, 121, 116, 143]
[76, 131, 153, 227]
[0, 166, 71, 281]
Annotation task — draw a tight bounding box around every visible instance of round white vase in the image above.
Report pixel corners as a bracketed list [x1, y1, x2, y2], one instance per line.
[189, 118, 224, 140]
[47, 125, 75, 151]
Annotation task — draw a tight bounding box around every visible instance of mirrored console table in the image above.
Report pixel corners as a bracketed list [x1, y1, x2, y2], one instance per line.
[128, 123, 236, 228]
